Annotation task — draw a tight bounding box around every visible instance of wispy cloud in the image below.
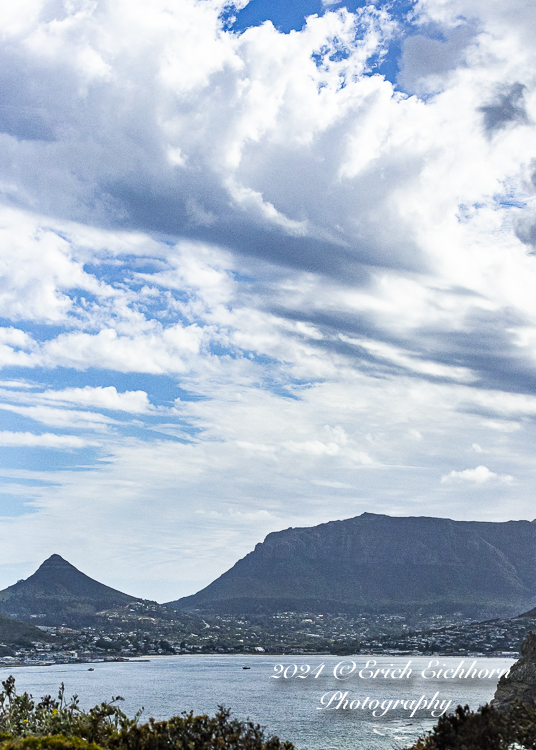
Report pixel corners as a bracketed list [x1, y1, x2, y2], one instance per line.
[0, 431, 100, 448]
[0, 404, 115, 431]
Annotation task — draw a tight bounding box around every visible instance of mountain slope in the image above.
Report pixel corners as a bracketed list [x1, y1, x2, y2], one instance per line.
[169, 513, 536, 618]
[0, 554, 140, 624]
[0, 612, 54, 645]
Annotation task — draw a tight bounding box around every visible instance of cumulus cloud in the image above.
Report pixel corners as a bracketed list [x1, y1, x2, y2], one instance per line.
[398, 23, 478, 95]
[0, 1, 404, 274]
[0, 209, 102, 322]
[0, 385, 152, 413]
[41, 327, 202, 374]
[38, 386, 151, 413]
[441, 465, 514, 484]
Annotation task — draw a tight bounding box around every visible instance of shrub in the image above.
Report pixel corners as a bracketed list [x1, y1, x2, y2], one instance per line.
[108, 707, 295, 750]
[0, 679, 294, 750]
[406, 701, 536, 750]
[0, 677, 137, 744]
[0, 735, 103, 750]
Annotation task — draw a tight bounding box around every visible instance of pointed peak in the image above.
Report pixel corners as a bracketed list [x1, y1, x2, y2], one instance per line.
[37, 554, 79, 571]
[0, 554, 140, 623]
[41, 554, 73, 564]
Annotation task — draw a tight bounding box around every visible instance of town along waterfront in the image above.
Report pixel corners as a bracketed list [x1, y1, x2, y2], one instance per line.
[4, 654, 514, 750]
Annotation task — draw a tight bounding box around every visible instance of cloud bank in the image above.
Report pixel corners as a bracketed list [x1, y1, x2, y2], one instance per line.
[1, 0, 536, 599]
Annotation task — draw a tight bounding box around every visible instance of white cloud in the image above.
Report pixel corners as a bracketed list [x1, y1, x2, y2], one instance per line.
[0, 208, 102, 323]
[340, 335, 475, 382]
[41, 326, 202, 374]
[283, 440, 341, 456]
[468, 391, 536, 417]
[236, 441, 277, 454]
[482, 420, 522, 432]
[311, 480, 354, 488]
[0, 431, 99, 448]
[0, 328, 33, 347]
[2, 0, 536, 597]
[0, 404, 115, 430]
[195, 508, 277, 522]
[0, 0, 42, 37]
[441, 465, 514, 485]
[0, 384, 152, 413]
[39, 386, 151, 413]
[0, 380, 37, 389]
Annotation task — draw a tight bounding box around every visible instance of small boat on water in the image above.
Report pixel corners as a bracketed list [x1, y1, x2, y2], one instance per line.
[242, 666, 251, 670]
[87, 667, 94, 671]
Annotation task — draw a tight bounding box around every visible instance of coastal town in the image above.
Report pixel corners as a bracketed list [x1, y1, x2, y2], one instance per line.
[0, 555, 533, 668]
[1, 603, 533, 667]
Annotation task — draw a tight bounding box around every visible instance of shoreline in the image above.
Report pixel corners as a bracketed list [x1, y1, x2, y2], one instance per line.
[0, 650, 519, 669]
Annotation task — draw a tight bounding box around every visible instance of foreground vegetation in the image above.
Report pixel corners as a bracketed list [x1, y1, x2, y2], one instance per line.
[0, 678, 294, 750]
[4, 675, 536, 749]
[406, 702, 536, 750]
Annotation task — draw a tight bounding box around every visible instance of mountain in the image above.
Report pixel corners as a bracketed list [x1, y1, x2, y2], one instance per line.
[0, 554, 140, 625]
[0, 612, 54, 646]
[169, 513, 536, 619]
[519, 606, 536, 617]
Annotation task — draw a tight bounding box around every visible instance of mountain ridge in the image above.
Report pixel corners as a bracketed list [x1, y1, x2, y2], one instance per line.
[169, 513, 536, 618]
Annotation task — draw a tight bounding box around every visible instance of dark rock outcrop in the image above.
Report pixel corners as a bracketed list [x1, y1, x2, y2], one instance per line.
[493, 631, 536, 710]
[169, 512, 536, 618]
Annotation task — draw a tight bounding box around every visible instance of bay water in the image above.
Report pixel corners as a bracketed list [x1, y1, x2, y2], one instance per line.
[3, 654, 514, 750]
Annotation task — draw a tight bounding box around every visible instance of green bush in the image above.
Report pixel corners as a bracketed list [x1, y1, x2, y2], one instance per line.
[0, 677, 137, 744]
[0, 678, 294, 750]
[406, 701, 536, 750]
[0, 735, 103, 750]
[108, 708, 294, 750]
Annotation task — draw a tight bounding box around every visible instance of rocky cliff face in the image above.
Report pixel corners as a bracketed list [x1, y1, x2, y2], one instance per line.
[170, 513, 536, 617]
[493, 632, 536, 710]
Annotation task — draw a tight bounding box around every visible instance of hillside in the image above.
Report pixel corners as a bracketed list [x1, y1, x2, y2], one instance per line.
[169, 513, 536, 619]
[0, 612, 53, 646]
[0, 554, 140, 625]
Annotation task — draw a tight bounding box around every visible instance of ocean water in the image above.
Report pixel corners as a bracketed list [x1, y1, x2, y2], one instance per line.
[3, 655, 514, 750]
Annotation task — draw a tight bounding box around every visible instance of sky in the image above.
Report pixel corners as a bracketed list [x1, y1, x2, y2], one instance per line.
[0, 0, 536, 602]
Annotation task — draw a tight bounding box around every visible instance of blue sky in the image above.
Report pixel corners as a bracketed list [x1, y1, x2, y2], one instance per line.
[0, 0, 536, 601]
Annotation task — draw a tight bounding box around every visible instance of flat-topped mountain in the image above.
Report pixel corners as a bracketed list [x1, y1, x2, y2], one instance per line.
[0, 554, 140, 625]
[170, 513, 536, 619]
